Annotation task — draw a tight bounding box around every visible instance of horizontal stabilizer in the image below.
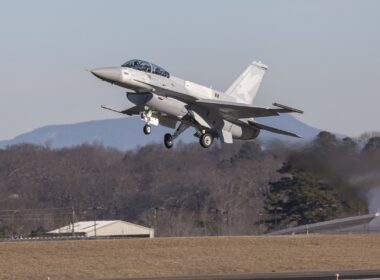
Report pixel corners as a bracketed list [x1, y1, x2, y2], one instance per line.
[273, 102, 304, 114]
[248, 120, 302, 138]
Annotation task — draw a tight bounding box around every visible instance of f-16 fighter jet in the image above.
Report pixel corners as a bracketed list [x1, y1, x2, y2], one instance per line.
[90, 59, 303, 149]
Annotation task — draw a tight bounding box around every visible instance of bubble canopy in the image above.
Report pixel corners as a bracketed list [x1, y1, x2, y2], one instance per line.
[121, 59, 170, 78]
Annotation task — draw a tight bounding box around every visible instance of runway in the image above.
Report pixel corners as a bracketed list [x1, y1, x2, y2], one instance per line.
[111, 270, 380, 280]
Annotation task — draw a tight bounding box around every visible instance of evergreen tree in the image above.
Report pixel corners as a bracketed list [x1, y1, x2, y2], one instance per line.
[264, 172, 345, 230]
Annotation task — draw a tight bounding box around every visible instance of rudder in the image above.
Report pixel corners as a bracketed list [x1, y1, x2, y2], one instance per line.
[225, 61, 268, 104]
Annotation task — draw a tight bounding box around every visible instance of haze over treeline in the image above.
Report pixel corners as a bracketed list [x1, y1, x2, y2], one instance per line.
[0, 131, 379, 237]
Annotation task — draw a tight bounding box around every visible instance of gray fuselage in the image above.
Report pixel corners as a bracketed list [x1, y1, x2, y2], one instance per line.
[93, 66, 260, 141]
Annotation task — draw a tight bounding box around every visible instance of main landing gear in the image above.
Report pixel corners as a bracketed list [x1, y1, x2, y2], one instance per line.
[164, 133, 174, 149]
[163, 123, 215, 149]
[163, 122, 189, 149]
[199, 133, 214, 148]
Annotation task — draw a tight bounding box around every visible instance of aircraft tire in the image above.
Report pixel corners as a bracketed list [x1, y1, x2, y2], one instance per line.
[143, 124, 151, 135]
[164, 133, 174, 149]
[200, 133, 213, 148]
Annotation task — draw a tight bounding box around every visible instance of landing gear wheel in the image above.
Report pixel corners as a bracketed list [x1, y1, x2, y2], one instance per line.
[200, 133, 214, 148]
[164, 133, 174, 149]
[143, 124, 151, 135]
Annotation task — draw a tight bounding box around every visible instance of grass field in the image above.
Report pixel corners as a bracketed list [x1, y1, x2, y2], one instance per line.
[1, 235, 380, 280]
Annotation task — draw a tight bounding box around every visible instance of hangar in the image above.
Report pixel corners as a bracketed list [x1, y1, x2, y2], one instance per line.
[48, 220, 154, 238]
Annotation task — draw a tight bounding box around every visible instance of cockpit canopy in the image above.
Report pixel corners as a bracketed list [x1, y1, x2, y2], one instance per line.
[121, 59, 170, 78]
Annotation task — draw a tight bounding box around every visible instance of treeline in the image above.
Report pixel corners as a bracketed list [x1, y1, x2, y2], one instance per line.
[0, 132, 379, 237]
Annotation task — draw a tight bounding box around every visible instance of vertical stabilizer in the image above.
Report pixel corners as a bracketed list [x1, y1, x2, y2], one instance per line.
[225, 61, 268, 104]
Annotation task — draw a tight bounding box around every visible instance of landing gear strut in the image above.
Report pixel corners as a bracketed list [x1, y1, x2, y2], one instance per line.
[163, 122, 189, 149]
[199, 133, 214, 148]
[143, 124, 151, 135]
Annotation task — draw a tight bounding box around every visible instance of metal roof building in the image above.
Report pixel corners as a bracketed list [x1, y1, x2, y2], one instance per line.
[267, 213, 380, 235]
[48, 220, 154, 238]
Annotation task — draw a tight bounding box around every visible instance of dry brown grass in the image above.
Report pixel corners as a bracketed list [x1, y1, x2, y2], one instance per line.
[1, 235, 380, 280]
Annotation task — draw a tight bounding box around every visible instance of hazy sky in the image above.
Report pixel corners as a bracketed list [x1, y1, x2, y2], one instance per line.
[0, 0, 379, 139]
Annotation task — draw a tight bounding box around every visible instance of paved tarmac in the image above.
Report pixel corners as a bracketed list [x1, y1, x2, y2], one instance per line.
[108, 270, 380, 280]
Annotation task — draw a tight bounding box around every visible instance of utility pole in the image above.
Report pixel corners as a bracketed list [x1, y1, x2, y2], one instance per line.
[258, 212, 263, 235]
[11, 210, 18, 239]
[71, 206, 76, 237]
[154, 207, 158, 229]
[274, 208, 277, 228]
[88, 206, 104, 239]
[0, 219, 3, 239]
[224, 208, 229, 236]
[273, 207, 283, 230]
[152, 207, 164, 237]
[94, 214, 97, 238]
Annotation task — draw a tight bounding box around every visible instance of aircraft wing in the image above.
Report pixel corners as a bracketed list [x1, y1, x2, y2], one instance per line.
[195, 99, 303, 119]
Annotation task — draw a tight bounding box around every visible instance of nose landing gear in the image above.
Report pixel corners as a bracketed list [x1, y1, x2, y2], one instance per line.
[141, 109, 158, 135]
[143, 124, 151, 135]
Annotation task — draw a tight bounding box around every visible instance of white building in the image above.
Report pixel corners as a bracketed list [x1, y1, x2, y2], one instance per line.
[48, 220, 154, 238]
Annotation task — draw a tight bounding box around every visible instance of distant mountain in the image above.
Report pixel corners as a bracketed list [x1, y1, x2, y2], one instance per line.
[0, 115, 320, 150]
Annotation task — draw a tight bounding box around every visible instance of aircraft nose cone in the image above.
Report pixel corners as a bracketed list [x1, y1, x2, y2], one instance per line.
[90, 67, 121, 83]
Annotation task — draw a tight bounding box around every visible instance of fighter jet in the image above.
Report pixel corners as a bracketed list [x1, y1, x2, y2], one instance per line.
[90, 59, 303, 149]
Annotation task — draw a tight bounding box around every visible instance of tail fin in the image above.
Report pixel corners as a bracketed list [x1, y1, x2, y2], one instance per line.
[225, 61, 268, 104]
